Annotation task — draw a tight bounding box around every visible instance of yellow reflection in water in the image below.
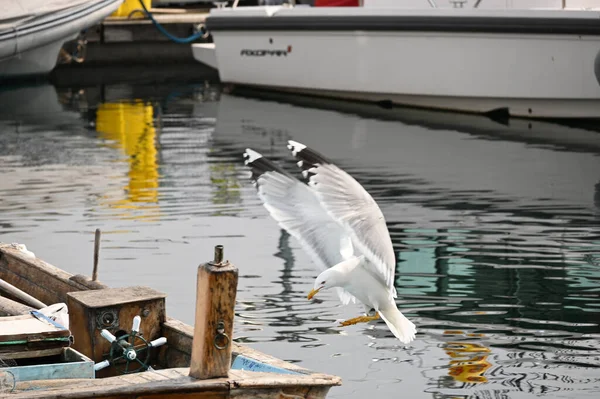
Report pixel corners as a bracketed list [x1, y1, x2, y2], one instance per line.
[443, 331, 492, 384]
[96, 101, 160, 220]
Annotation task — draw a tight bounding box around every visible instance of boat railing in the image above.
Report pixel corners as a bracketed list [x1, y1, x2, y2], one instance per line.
[438, 0, 568, 8]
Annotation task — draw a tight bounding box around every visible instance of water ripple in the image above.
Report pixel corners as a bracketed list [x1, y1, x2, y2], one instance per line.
[1, 83, 599, 398]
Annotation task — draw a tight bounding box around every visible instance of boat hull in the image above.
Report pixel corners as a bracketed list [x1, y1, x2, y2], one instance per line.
[200, 7, 600, 119]
[0, 0, 123, 79]
[0, 37, 75, 78]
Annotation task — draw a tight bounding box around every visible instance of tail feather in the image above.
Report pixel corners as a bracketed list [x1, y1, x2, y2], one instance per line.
[379, 307, 416, 344]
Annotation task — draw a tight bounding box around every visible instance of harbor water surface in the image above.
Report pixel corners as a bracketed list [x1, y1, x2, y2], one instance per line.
[1, 81, 599, 398]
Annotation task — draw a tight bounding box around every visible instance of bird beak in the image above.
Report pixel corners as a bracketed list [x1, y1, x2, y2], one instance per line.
[307, 287, 322, 300]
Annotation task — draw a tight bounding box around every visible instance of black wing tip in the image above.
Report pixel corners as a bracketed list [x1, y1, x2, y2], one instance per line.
[287, 140, 306, 155]
[286, 139, 334, 184]
[286, 140, 332, 166]
[242, 147, 293, 183]
[243, 148, 263, 166]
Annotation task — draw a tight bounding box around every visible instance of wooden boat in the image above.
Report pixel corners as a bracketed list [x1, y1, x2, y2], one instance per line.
[0, 242, 341, 398]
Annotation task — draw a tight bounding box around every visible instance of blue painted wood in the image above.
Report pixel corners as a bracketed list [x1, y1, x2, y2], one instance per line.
[3, 361, 94, 381]
[231, 355, 301, 375]
[2, 348, 94, 382]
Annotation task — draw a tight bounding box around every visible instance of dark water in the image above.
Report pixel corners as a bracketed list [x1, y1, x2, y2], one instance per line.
[1, 81, 600, 398]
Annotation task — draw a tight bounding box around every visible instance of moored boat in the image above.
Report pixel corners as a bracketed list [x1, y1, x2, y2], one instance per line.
[192, 0, 600, 119]
[0, 0, 124, 81]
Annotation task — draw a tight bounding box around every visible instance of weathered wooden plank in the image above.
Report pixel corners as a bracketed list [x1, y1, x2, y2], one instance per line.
[11, 371, 231, 398]
[3, 347, 64, 360]
[227, 370, 341, 389]
[0, 246, 101, 305]
[10, 367, 339, 399]
[136, 394, 227, 399]
[0, 312, 71, 357]
[230, 386, 332, 399]
[2, 348, 94, 382]
[0, 344, 71, 360]
[62, 346, 93, 363]
[64, 296, 93, 362]
[164, 346, 191, 369]
[0, 295, 35, 316]
[67, 286, 166, 308]
[162, 317, 193, 367]
[189, 247, 238, 380]
[69, 274, 108, 290]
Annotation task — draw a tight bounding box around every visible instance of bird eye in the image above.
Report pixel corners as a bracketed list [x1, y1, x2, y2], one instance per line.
[321, 281, 326, 285]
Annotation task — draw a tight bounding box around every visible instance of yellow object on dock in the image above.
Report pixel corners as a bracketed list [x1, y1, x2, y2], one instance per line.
[111, 0, 151, 18]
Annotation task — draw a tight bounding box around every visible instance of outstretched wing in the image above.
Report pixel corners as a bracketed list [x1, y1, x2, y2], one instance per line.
[243, 148, 358, 305]
[287, 140, 397, 298]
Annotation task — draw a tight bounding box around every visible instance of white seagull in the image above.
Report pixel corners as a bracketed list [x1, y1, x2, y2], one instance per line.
[243, 140, 416, 344]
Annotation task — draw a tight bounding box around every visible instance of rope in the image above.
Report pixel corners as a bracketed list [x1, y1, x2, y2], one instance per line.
[136, 0, 208, 44]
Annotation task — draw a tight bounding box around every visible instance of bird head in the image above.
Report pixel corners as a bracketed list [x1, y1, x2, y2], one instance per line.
[307, 268, 342, 300]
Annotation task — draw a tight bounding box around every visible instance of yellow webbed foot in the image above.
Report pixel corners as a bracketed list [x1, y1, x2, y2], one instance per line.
[338, 312, 380, 327]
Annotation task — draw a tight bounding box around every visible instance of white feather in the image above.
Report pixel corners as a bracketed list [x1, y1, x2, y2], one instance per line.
[304, 162, 397, 298]
[253, 170, 358, 305]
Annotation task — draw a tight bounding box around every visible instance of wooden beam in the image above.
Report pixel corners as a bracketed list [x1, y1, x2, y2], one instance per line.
[0, 277, 46, 309]
[189, 245, 238, 380]
[0, 295, 35, 316]
[0, 246, 107, 306]
[11, 367, 339, 399]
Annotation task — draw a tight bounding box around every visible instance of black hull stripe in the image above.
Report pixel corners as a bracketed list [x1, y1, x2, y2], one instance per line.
[206, 15, 600, 35]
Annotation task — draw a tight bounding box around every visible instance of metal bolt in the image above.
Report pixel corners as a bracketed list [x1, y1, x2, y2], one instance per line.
[142, 309, 150, 317]
[214, 245, 223, 264]
[210, 245, 229, 267]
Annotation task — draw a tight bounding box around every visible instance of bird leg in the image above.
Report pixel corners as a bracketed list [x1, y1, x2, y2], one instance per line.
[338, 312, 380, 327]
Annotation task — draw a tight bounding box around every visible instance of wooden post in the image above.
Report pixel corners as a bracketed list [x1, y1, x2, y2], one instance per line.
[92, 228, 101, 281]
[189, 245, 238, 380]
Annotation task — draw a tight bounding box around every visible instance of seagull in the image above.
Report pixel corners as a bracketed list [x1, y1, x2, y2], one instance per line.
[242, 140, 416, 344]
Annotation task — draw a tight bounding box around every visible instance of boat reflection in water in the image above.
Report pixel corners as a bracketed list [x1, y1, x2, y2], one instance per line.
[213, 88, 600, 211]
[95, 100, 161, 221]
[443, 333, 492, 384]
[87, 83, 242, 221]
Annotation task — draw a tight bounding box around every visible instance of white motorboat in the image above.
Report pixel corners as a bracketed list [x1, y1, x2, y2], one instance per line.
[0, 0, 123, 81]
[192, 0, 600, 119]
